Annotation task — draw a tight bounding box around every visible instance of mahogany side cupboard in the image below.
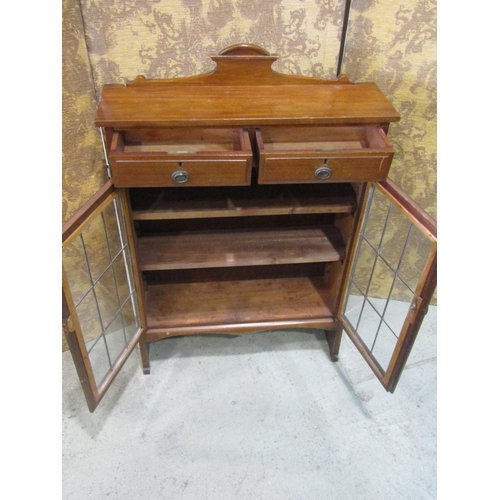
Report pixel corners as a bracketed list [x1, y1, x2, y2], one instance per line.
[62, 45, 437, 412]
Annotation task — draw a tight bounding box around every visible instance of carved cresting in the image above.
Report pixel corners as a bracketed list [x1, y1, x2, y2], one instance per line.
[126, 44, 354, 87]
[96, 43, 399, 130]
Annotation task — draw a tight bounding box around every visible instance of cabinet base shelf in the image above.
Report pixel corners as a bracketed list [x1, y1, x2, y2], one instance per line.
[144, 277, 335, 338]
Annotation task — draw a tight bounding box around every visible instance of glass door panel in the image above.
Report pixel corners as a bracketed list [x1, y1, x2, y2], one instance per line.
[340, 180, 437, 392]
[63, 187, 143, 411]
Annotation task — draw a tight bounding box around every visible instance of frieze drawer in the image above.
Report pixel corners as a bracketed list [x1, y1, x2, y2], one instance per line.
[108, 128, 253, 187]
[256, 125, 394, 184]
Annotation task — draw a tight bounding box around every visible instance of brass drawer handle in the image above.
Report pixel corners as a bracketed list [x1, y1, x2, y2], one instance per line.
[315, 166, 331, 180]
[172, 170, 189, 184]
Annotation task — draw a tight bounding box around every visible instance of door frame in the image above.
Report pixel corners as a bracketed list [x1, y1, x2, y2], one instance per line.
[338, 179, 437, 392]
[62, 181, 146, 411]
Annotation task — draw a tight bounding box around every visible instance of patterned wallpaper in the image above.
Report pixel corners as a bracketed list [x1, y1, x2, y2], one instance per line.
[62, 0, 437, 350]
[342, 0, 437, 219]
[79, 0, 346, 89]
[341, 0, 436, 304]
[62, 0, 107, 225]
[62, 0, 107, 351]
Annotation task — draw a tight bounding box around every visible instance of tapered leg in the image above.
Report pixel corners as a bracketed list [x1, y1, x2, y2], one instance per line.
[325, 321, 343, 362]
[139, 334, 151, 374]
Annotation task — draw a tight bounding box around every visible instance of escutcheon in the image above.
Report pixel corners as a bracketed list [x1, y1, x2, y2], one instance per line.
[172, 171, 189, 184]
[315, 166, 331, 180]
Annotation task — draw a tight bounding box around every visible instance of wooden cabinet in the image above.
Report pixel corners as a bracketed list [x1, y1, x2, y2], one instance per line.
[62, 45, 437, 412]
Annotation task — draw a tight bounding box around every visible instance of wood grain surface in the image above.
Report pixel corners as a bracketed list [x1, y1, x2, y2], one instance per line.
[145, 277, 334, 329]
[97, 84, 400, 128]
[137, 225, 345, 271]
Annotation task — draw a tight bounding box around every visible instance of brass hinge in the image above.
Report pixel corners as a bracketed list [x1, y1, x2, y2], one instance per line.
[63, 315, 75, 334]
[409, 296, 422, 324]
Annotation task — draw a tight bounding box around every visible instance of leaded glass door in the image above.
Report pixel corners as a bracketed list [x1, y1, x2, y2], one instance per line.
[339, 179, 437, 393]
[62, 182, 145, 412]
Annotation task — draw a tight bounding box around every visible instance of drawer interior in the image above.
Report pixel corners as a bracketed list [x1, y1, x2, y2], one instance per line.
[257, 125, 391, 153]
[111, 127, 252, 155]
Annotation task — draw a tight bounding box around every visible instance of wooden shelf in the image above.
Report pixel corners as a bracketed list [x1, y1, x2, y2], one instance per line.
[138, 225, 344, 271]
[131, 184, 357, 220]
[145, 277, 334, 330]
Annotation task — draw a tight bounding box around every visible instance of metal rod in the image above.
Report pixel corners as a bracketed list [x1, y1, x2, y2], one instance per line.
[80, 217, 112, 369]
[337, 0, 353, 77]
[355, 198, 393, 331]
[102, 200, 129, 345]
[370, 223, 415, 352]
[360, 235, 415, 295]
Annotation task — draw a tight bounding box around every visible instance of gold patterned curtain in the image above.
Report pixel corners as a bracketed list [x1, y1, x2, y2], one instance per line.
[342, 0, 437, 219]
[62, 0, 107, 224]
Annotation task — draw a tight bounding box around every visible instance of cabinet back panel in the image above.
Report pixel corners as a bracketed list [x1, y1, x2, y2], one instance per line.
[129, 184, 358, 220]
[143, 263, 328, 285]
[136, 213, 336, 235]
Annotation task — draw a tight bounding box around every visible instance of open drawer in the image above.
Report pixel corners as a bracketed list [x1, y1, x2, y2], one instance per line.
[256, 125, 394, 184]
[108, 128, 253, 187]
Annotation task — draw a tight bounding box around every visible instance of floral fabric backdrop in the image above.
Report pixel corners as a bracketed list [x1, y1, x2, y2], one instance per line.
[62, 0, 436, 350]
[62, 0, 107, 225]
[79, 0, 346, 89]
[343, 0, 436, 218]
[341, 0, 436, 303]
[62, 0, 107, 351]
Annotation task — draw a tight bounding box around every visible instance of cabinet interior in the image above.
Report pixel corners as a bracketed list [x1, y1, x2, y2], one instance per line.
[129, 183, 359, 333]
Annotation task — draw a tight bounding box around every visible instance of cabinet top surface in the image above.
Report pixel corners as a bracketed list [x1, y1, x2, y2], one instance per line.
[95, 44, 400, 128]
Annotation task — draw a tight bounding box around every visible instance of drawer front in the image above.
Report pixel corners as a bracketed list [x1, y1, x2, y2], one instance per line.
[109, 158, 252, 187]
[258, 154, 393, 184]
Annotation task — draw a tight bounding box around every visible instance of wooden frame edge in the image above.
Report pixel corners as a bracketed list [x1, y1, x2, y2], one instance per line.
[62, 180, 115, 243]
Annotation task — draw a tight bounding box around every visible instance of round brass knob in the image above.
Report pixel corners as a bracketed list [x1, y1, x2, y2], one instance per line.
[315, 166, 331, 180]
[172, 171, 189, 184]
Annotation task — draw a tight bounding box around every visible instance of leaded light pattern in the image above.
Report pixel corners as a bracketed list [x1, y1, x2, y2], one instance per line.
[343, 185, 431, 373]
[63, 196, 140, 387]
